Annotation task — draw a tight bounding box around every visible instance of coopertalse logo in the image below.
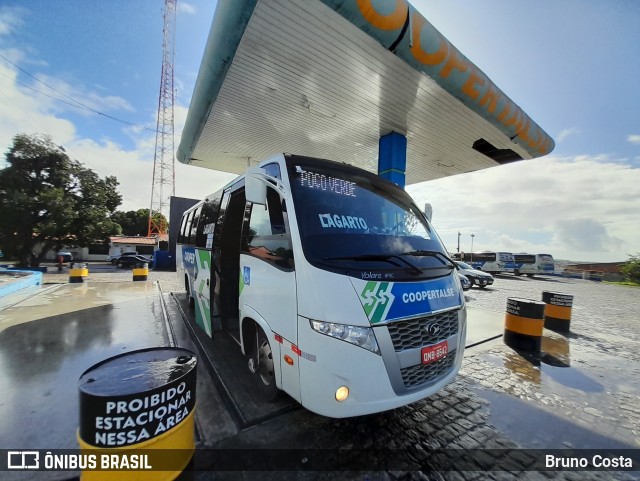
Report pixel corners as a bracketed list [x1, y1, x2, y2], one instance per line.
[401, 288, 455, 304]
[360, 282, 394, 324]
[7, 451, 39, 469]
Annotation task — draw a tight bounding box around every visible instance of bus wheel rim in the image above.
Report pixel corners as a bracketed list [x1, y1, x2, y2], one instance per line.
[257, 339, 274, 386]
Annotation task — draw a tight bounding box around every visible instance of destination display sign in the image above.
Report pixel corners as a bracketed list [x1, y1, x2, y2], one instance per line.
[296, 166, 357, 197]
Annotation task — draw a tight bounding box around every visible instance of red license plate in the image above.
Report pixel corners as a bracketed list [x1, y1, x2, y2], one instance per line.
[421, 340, 448, 365]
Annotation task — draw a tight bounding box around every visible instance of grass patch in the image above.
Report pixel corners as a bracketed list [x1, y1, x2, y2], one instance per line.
[603, 281, 640, 287]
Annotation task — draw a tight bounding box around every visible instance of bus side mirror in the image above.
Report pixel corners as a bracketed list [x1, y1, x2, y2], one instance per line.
[245, 167, 267, 205]
[424, 203, 433, 222]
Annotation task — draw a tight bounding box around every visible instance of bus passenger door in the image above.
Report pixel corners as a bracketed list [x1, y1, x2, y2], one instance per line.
[216, 188, 246, 336]
[239, 187, 299, 400]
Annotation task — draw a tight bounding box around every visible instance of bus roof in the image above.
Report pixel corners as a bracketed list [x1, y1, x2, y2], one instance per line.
[178, 0, 554, 184]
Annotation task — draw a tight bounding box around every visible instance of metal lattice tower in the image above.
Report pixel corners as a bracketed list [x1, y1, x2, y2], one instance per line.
[148, 0, 176, 237]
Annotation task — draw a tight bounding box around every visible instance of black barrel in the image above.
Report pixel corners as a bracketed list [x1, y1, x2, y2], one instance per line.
[78, 347, 197, 480]
[504, 297, 546, 352]
[542, 291, 573, 332]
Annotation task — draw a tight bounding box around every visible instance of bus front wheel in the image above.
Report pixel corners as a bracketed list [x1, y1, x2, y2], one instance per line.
[248, 326, 278, 401]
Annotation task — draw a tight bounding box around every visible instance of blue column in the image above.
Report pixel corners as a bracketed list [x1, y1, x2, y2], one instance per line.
[378, 132, 407, 188]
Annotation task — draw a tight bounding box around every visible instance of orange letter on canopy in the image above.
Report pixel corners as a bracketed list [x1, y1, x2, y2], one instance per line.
[410, 12, 449, 66]
[356, 0, 408, 31]
[479, 84, 498, 113]
[461, 70, 485, 100]
[440, 50, 469, 79]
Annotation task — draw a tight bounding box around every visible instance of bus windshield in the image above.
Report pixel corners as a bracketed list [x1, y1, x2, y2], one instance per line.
[286, 156, 450, 279]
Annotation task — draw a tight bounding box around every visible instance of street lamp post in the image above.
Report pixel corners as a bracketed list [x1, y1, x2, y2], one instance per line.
[457, 232, 461, 253]
[470, 234, 475, 261]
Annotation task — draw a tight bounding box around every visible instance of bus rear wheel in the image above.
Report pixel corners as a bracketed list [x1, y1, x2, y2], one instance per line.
[248, 327, 278, 400]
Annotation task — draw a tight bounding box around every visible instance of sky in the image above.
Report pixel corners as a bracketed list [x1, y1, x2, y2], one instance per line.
[0, 0, 638, 262]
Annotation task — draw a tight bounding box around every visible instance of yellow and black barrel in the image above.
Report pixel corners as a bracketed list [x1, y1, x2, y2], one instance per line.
[132, 262, 149, 281]
[78, 347, 197, 480]
[504, 297, 546, 352]
[542, 291, 573, 333]
[69, 262, 89, 283]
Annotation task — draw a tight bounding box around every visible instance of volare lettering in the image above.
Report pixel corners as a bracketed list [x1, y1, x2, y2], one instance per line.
[361, 272, 382, 279]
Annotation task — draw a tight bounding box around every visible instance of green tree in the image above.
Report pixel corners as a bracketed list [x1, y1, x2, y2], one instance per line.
[111, 209, 168, 236]
[0, 133, 122, 266]
[620, 254, 640, 284]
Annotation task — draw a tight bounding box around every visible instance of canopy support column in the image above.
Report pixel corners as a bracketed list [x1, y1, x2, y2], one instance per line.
[378, 132, 407, 188]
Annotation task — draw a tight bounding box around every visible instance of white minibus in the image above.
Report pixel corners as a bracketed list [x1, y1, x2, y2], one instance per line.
[177, 154, 466, 418]
[463, 251, 516, 275]
[514, 253, 555, 276]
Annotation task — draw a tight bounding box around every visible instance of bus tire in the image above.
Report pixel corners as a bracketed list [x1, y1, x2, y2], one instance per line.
[248, 326, 279, 401]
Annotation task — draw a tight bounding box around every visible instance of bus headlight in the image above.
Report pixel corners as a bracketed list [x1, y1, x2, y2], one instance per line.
[310, 320, 380, 355]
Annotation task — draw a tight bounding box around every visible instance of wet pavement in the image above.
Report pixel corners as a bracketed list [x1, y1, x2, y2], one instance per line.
[0, 271, 638, 480]
[0, 282, 169, 452]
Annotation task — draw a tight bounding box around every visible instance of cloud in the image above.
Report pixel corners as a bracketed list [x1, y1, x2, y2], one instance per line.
[0, 6, 26, 37]
[407, 156, 640, 262]
[66, 136, 235, 211]
[556, 127, 580, 142]
[0, 49, 235, 210]
[553, 218, 622, 252]
[627, 134, 640, 145]
[177, 3, 196, 15]
[34, 74, 135, 114]
[0, 61, 77, 153]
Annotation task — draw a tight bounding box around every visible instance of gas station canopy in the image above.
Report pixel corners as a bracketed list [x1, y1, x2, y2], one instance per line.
[177, 0, 554, 184]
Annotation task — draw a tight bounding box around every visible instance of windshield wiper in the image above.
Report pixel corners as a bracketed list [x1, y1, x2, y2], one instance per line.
[401, 250, 456, 268]
[323, 254, 422, 275]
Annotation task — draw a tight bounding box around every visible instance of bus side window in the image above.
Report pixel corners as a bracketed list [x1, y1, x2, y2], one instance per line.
[242, 187, 294, 270]
[195, 199, 219, 249]
[178, 212, 189, 244]
[188, 205, 202, 245]
[263, 162, 281, 180]
[181, 210, 194, 245]
[214, 191, 231, 251]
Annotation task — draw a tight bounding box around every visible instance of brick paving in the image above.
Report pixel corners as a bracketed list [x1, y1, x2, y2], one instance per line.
[208, 275, 640, 480]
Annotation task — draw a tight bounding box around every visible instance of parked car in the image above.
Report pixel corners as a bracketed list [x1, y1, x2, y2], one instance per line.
[109, 251, 145, 264]
[115, 255, 153, 269]
[458, 273, 471, 291]
[57, 251, 73, 263]
[455, 261, 494, 289]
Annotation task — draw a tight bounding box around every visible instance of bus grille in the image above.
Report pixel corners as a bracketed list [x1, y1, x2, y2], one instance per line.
[387, 310, 459, 352]
[400, 353, 456, 388]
